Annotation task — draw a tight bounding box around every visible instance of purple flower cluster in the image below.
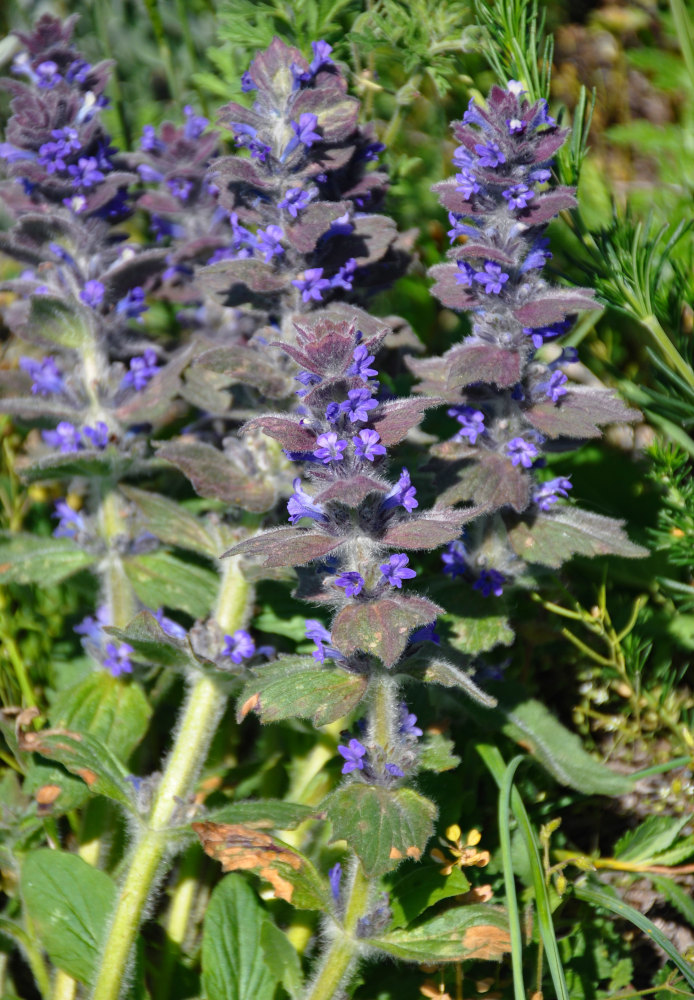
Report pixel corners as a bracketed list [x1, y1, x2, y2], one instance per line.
[42, 420, 110, 453]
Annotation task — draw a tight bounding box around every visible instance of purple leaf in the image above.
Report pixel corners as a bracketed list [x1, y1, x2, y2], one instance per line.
[371, 398, 442, 446]
[381, 508, 481, 549]
[446, 343, 522, 389]
[314, 474, 388, 506]
[157, 441, 276, 512]
[223, 528, 343, 568]
[439, 451, 531, 514]
[514, 290, 600, 327]
[194, 345, 289, 398]
[429, 263, 478, 311]
[517, 188, 578, 225]
[525, 387, 641, 439]
[332, 595, 443, 667]
[508, 507, 648, 568]
[242, 415, 317, 452]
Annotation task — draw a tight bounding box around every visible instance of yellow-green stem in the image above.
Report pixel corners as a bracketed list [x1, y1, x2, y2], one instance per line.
[90, 558, 250, 1000]
[52, 969, 77, 1000]
[303, 864, 371, 1000]
[98, 490, 137, 630]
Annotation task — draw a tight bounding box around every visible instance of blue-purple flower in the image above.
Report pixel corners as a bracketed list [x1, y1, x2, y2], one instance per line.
[534, 476, 572, 511]
[382, 469, 418, 512]
[335, 572, 365, 597]
[19, 356, 64, 396]
[340, 388, 378, 423]
[104, 641, 135, 677]
[506, 437, 539, 468]
[256, 225, 284, 262]
[538, 370, 568, 403]
[450, 406, 485, 444]
[475, 141, 505, 168]
[291, 113, 321, 148]
[291, 268, 331, 302]
[473, 569, 505, 598]
[338, 738, 367, 774]
[122, 349, 160, 391]
[116, 287, 148, 320]
[474, 262, 509, 295]
[82, 421, 109, 449]
[331, 258, 357, 291]
[353, 429, 386, 462]
[380, 553, 416, 588]
[502, 184, 534, 210]
[80, 279, 105, 309]
[42, 421, 83, 453]
[399, 705, 423, 738]
[314, 432, 347, 464]
[278, 187, 313, 217]
[442, 539, 467, 578]
[287, 479, 328, 525]
[348, 344, 378, 380]
[329, 861, 342, 902]
[52, 500, 85, 539]
[222, 630, 256, 663]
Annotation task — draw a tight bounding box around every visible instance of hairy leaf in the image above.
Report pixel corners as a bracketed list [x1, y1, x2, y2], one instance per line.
[332, 595, 442, 667]
[507, 508, 648, 568]
[371, 904, 510, 961]
[325, 784, 437, 876]
[22, 850, 116, 985]
[237, 656, 368, 726]
[194, 821, 329, 909]
[201, 874, 276, 1000]
[0, 532, 95, 585]
[157, 440, 277, 512]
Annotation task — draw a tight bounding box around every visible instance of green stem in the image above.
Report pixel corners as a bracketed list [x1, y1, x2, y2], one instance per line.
[52, 970, 77, 1000]
[638, 314, 694, 390]
[0, 629, 38, 709]
[303, 863, 371, 1000]
[90, 558, 250, 1000]
[98, 490, 137, 630]
[368, 674, 397, 750]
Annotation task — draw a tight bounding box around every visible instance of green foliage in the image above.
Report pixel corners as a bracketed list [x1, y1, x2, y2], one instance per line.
[324, 784, 437, 876]
[21, 850, 116, 985]
[201, 874, 279, 1000]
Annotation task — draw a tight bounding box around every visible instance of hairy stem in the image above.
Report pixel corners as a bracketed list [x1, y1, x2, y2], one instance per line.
[98, 490, 137, 630]
[303, 862, 371, 1000]
[52, 970, 77, 1000]
[90, 557, 250, 1000]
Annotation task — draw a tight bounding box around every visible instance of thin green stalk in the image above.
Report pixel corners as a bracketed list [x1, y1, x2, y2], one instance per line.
[303, 863, 371, 1000]
[0, 629, 37, 709]
[498, 755, 526, 1000]
[638, 314, 694, 391]
[52, 969, 77, 1000]
[478, 744, 570, 1000]
[99, 490, 137, 630]
[90, 557, 250, 1000]
[157, 849, 200, 1000]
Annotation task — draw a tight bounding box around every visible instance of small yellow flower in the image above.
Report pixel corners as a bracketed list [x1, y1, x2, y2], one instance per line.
[430, 825, 490, 874]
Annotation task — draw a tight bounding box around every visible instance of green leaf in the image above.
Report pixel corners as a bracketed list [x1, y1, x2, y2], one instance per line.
[194, 821, 330, 910]
[573, 882, 694, 991]
[22, 849, 116, 985]
[260, 920, 303, 998]
[443, 602, 514, 655]
[20, 296, 95, 350]
[125, 550, 219, 618]
[371, 904, 510, 961]
[199, 799, 315, 831]
[650, 874, 694, 927]
[106, 611, 203, 674]
[201, 874, 276, 1000]
[418, 734, 461, 773]
[324, 785, 437, 877]
[120, 485, 219, 559]
[385, 862, 471, 930]
[614, 815, 691, 863]
[237, 656, 368, 726]
[49, 670, 151, 761]
[19, 727, 135, 811]
[0, 532, 95, 585]
[474, 686, 633, 795]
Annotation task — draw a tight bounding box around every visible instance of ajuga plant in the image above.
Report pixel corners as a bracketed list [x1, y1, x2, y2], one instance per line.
[408, 82, 647, 600]
[0, 15, 656, 1000]
[124, 36, 413, 505]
